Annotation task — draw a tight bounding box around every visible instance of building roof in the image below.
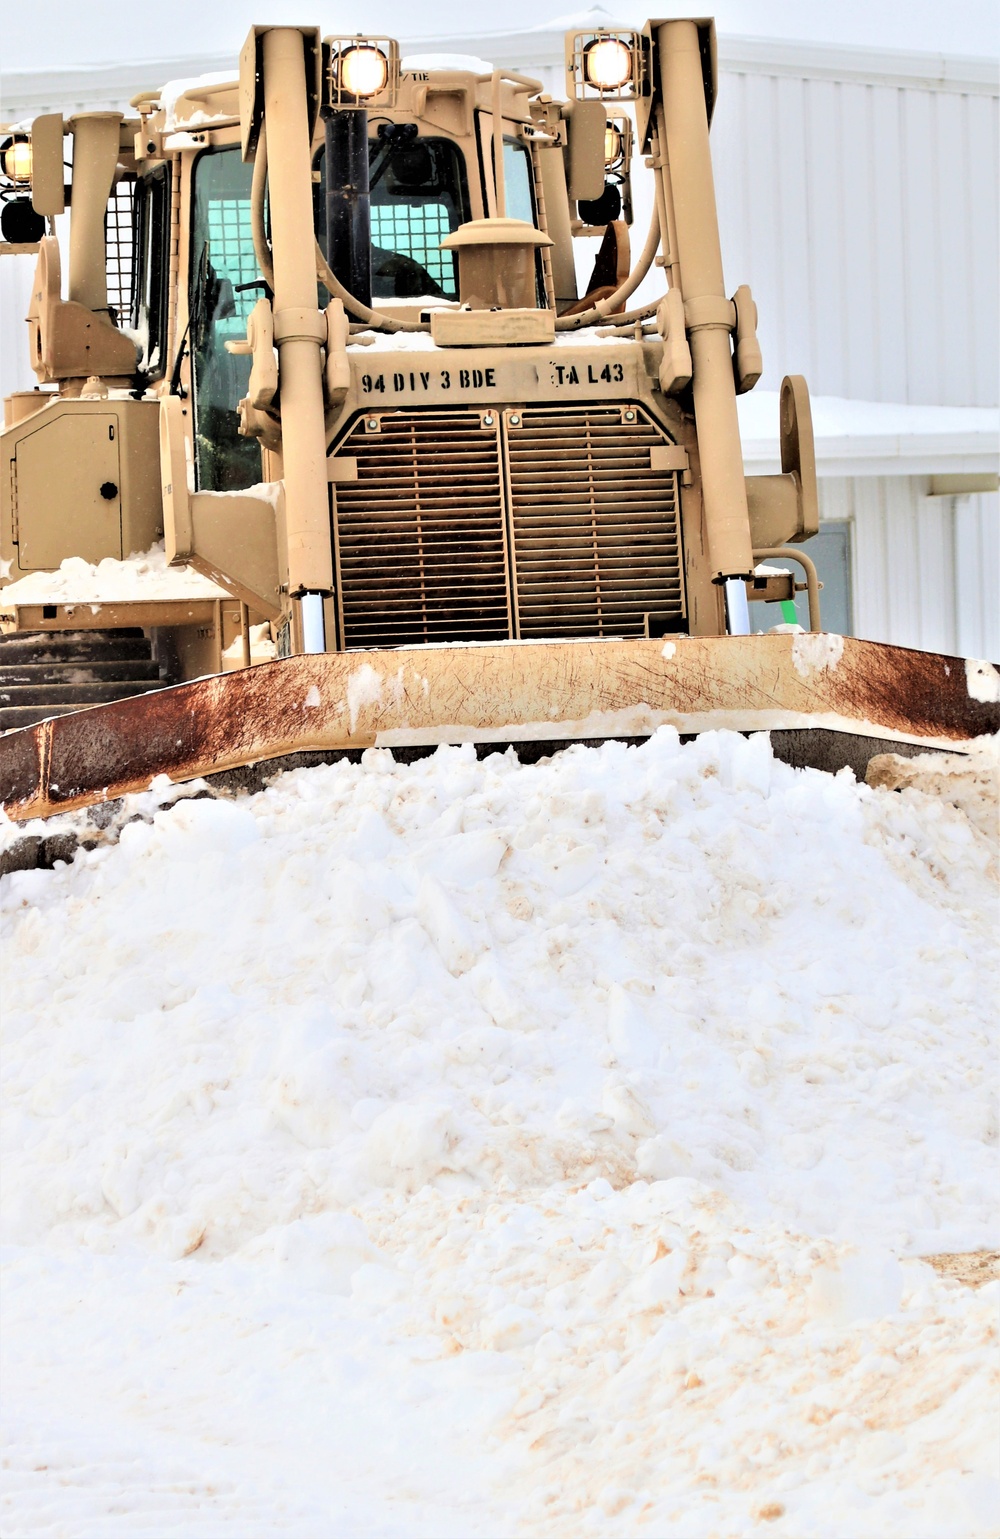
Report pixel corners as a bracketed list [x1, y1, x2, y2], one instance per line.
[2, 22, 996, 119]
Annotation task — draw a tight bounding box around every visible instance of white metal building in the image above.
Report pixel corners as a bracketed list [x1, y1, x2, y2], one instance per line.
[2, 11, 997, 654]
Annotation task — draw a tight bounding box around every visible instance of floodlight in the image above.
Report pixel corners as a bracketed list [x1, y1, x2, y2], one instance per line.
[324, 36, 399, 108]
[584, 37, 632, 91]
[340, 45, 389, 99]
[1, 137, 32, 185]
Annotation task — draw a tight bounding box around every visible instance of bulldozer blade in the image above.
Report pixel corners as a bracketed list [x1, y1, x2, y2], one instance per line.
[1, 634, 997, 823]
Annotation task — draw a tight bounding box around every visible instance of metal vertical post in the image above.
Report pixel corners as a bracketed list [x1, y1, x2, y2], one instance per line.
[324, 109, 372, 309]
[655, 21, 755, 600]
[260, 27, 334, 646]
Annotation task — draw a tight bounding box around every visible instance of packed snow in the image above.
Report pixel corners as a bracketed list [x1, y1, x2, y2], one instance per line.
[1, 729, 997, 1537]
[221, 621, 277, 670]
[0, 541, 229, 606]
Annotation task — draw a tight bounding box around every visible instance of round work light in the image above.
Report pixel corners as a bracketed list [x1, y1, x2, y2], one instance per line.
[583, 37, 632, 91]
[1, 137, 33, 185]
[339, 44, 390, 99]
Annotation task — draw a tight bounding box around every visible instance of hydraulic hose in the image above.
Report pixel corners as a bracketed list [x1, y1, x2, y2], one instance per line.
[554, 202, 663, 332]
[249, 123, 275, 293]
[252, 120, 666, 337]
[314, 242, 429, 333]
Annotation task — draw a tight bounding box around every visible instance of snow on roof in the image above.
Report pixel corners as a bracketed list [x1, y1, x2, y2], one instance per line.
[401, 54, 495, 74]
[524, 5, 632, 33]
[740, 391, 1000, 477]
[159, 70, 236, 131]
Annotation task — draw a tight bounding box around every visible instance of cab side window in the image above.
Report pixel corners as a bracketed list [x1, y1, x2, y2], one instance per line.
[188, 147, 263, 492]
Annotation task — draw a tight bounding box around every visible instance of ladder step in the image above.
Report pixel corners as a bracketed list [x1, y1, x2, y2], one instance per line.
[0, 660, 161, 686]
[0, 629, 152, 663]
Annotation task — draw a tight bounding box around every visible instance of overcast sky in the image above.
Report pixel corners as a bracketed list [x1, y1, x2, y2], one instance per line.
[3, 0, 998, 72]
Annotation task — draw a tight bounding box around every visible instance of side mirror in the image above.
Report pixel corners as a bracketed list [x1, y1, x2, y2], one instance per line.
[30, 114, 65, 217]
[563, 101, 605, 203]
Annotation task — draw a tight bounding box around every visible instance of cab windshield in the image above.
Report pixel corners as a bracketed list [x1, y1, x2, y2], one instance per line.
[317, 133, 471, 301]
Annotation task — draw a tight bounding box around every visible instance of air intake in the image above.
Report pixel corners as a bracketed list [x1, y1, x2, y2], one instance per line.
[331, 410, 510, 649]
[329, 402, 686, 647]
[505, 405, 685, 638]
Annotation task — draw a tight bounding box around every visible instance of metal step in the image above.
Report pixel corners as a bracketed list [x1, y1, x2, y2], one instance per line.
[0, 659, 162, 686]
[0, 679, 164, 707]
[0, 628, 168, 734]
[0, 629, 151, 663]
[0, 703, 82, 731]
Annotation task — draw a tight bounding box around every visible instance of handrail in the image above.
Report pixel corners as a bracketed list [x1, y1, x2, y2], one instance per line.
[753, 546, 823, 631]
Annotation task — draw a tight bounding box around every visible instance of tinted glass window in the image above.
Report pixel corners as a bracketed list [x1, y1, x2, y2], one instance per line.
[189, 147, 263, 491]
[369, 137, 469, 300]
[502, 138, 535, 225]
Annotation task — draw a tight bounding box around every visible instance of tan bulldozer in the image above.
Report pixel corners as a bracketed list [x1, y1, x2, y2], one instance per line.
[0, 19, 995, 822]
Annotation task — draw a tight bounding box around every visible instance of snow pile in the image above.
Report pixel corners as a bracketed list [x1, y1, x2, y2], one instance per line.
[867, 745, 999, 844]
[1, 730, 997, 1535]
[0, 541, 229, 605]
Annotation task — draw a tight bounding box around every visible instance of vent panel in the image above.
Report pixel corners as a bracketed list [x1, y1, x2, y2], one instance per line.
[506, 406, 684, 639]
[330, 402, 686, 649]
[332, 412, 510, 649]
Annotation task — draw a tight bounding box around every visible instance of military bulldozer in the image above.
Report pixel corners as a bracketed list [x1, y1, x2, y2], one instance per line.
[0, 18, 995, 820]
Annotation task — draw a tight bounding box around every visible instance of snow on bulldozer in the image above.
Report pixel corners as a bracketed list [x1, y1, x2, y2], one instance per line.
[0, 18, 996, 822]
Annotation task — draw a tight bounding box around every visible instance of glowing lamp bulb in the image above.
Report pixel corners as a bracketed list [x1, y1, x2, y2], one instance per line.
[340, 44, 389, 99]
[604, 123, 622, 164]
[584, 37, 632, 91]
[2, 138, 33, 184]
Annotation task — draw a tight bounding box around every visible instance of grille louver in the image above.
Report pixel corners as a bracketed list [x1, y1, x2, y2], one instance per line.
[506, 406, 684, 638]
[332, 411, 510, 649]
[330, 403, 685, 648]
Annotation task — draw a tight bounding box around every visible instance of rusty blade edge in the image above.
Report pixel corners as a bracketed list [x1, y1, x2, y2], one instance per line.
[1, 635, 996, 823]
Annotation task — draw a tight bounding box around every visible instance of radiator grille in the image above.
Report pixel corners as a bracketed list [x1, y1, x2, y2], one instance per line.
[506, 406, 684, 638]
[332, 411, 510, 649]
[330, 403, 686, 648]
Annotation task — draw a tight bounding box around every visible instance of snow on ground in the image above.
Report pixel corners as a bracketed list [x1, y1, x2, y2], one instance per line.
[1, 729, 997, 1537]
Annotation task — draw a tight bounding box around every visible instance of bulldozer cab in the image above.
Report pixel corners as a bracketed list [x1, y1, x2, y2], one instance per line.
[178, 81, 551, 495]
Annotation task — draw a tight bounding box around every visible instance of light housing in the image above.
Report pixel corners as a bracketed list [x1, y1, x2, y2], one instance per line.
[324, 35, 399, 109]
[585, 38, 631, 91]
[341, 45, 388, 99]
[0, 135, 33, 186]
[566, 30, 648, 102]
[603, 112, 632, 173]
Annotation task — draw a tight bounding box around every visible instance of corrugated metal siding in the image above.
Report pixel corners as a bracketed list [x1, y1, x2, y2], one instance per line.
[821, 477, 998, 657]
[1, 256, 36, 398]
[711, 71, 999, 407]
